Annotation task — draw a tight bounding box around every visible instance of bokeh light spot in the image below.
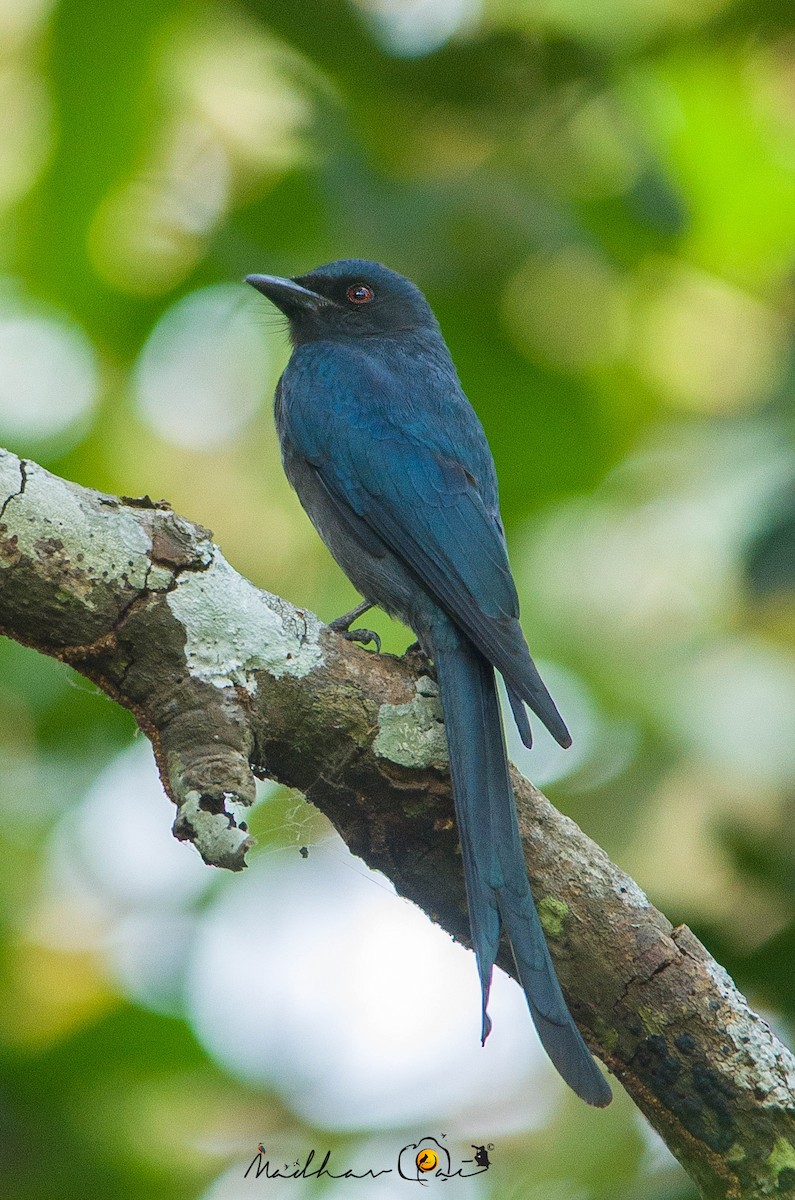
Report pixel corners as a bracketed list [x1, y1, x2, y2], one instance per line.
[635, 262, 788, 412]
[0, 0, 55, 51]
[134, 285, 270, 449]
[350, 0, 481, 57]
[0, 65, 51, 211]
[503, 248, 629, 371]
[187, 845, 554, 1132]
[88, 123, 230, 296]
[0, 289, 99, 445]
[171, 23, 315, 175]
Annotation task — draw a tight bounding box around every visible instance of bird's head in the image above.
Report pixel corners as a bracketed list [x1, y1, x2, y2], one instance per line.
[245, 259, 438, 345]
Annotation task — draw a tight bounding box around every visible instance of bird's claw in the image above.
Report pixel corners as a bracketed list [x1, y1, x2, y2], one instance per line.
[340, 626, 381, 653]
[402, 640, 433, 674]
[329, 600, 380, 651]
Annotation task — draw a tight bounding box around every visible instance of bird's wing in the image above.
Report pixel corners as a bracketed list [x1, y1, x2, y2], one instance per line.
[285, 375, 569, 746]
[352, 435, 520, 625]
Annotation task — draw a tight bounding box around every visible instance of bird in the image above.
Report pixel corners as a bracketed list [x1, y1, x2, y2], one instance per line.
[246, 259, 611, 1108]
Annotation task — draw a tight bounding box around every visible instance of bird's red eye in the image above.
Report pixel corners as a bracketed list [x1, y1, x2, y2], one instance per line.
[347, 284, 374, 304]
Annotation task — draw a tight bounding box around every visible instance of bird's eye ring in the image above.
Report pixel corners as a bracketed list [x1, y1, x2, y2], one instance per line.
[347, 284, 374, 304]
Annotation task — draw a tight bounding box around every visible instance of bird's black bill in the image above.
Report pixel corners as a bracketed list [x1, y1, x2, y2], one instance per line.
[245, 274, 328, 316]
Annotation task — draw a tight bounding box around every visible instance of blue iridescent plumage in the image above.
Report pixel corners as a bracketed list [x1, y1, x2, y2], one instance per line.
[247, 259, 611, 1107]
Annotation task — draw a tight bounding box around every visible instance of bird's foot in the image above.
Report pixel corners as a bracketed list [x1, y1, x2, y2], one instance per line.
[329, 599, 373, 632]
[329, 601, 381, 653]
[338, 626, 381, 653]
[402, 640, 434, 676]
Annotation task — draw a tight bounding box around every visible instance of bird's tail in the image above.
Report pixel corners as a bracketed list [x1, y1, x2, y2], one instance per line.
[430, 618, 611, 1108]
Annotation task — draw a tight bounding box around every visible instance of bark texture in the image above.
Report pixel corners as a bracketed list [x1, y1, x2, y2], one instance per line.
[1, 447, 793, 1198]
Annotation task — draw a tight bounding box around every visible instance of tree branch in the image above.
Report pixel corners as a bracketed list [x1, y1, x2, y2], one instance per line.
[1, 447, 793, 1197]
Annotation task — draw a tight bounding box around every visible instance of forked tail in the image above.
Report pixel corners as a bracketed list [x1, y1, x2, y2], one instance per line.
[431, 618, 611, 1108]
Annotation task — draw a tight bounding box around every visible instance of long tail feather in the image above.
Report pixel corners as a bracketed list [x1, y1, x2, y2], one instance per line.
[503, 639, 571, 749]
[431, 620, 611, 1108]
[506, 683, 533, 749]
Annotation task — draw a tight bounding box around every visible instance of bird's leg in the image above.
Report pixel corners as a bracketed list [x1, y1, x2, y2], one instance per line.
[329, 598, 373, 630]
[329, 599, 381, 654]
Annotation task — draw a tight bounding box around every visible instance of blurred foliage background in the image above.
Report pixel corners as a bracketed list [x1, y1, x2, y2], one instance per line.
[0, 0, 794, 1196]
